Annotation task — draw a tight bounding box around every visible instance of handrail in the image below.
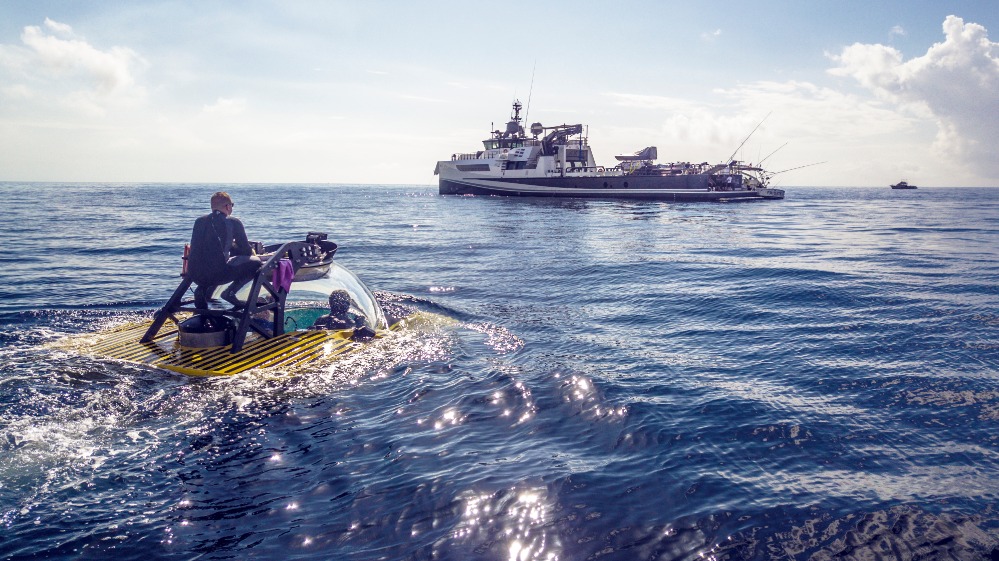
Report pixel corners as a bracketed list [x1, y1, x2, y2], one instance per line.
[140, 239, 333, 352]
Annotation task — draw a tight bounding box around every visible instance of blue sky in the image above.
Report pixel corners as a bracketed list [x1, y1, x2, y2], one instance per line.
[1, 1, 997, 186]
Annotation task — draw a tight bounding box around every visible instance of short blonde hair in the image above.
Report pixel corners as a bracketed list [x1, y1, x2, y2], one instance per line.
[210, 191, 232, 211]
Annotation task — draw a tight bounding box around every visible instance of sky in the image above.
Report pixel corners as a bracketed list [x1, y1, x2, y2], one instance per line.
[0, 1, 997, 187]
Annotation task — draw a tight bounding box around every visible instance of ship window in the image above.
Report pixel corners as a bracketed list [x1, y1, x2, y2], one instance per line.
[483, 140, 499, 150]
[624, 182, 629, 188]
[498, 139, 524, 149]
[457, 164, 491, 172]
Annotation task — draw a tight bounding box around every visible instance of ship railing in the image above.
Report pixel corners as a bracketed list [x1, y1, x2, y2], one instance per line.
[547, 165, 622, 175]
[452, 152, 482, 161]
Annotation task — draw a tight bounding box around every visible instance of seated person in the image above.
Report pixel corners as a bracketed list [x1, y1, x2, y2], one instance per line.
[311, 290, 357, 330]
[188, 192, 262, 309]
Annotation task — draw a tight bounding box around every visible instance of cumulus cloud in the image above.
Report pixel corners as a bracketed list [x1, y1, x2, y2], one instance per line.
[0, 18, 147, 114]
[610, 81, 914, 145]
[43, 17, 74, 36]
[20, 22, 143, 93]
[828, 15, 999, 179]
[601, 78, 948, 186]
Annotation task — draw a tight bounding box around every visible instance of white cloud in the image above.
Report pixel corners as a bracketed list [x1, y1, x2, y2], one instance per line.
[606, 92, 702, 114]
[701, 28, 722, 41]
[43, 17, 74, 36]
[2, 10, 992, 186]
[599, 78, 949, 186]
[202, 97, 248, 116]
[1, 84, 31, 100]
[20, 22, 143, 94]
[610, 81, 915, 149]
[0, 18, 147, 113]
[828, 15, 999, 180]
[890, 25, 906, 38]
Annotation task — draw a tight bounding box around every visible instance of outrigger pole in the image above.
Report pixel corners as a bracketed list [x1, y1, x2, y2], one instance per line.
[771, 161, 826, 175]
[726, 112, 771, 164]
[759, 141, 789, 166]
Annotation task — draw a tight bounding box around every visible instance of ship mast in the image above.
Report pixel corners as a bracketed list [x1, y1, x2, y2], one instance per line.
[505, 99, 523, 137]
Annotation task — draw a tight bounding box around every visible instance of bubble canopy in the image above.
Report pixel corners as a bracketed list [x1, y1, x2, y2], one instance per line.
[230, 261, 387, 331]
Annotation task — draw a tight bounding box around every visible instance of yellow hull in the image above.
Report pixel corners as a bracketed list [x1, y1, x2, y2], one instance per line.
[55, 318, 369, 377]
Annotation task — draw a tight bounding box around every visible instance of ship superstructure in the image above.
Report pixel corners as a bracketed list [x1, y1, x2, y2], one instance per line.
[434, 100, 784, 201]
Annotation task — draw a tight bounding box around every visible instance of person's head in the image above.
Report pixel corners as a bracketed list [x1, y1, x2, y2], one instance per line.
[328, 290, 351, 316]
[210, 192, 234, 216]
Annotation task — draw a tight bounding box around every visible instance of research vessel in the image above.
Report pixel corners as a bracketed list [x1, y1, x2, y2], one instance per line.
[435, 100, 785, 201]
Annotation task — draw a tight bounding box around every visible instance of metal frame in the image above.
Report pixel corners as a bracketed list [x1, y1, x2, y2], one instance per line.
[141, 241, 326, 352]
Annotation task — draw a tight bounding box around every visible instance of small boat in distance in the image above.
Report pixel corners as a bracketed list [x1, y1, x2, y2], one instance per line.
[891, 180, 917, 189]
[435, 100, 785, 202]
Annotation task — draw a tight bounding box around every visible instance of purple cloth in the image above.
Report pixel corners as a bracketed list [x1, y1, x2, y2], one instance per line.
[272, 259, 294, 293]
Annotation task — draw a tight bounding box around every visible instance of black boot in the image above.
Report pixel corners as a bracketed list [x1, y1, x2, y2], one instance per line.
[194, 284, 212, 309]
[220, 286, 243, 309]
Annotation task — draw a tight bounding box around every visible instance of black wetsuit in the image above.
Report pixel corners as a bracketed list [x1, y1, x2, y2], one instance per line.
[188, 210, 260, 308]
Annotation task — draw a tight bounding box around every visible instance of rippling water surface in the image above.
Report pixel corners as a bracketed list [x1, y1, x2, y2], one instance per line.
[1, 183, 998, 560]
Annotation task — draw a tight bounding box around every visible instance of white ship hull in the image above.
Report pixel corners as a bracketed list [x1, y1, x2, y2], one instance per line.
[435, 100, 784, 202]
[437, 164, 783, 201]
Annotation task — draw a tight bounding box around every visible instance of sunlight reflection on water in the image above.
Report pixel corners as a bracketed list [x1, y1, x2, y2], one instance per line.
[4, 186, 999, 559]
[455, 486, 560, 561]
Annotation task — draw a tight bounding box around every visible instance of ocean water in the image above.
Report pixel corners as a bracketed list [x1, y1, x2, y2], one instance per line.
[1, 183, 998, 560]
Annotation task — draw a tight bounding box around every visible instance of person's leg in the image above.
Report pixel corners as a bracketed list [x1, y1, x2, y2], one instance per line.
[220, 256, 262, 307]
[194, 283, 216, 309]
